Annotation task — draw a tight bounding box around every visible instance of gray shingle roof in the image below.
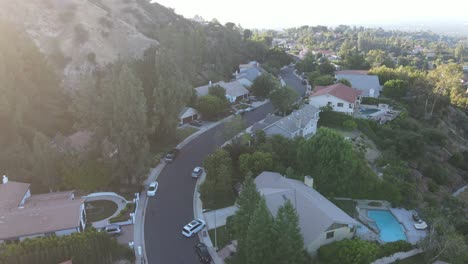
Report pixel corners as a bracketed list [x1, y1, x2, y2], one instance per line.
[236, 68, 262, 82]
[273, 104, 320, 134]
[255, 172, 359, 246]
[220, 81, 249, 98]
[335, 74, 381, 97]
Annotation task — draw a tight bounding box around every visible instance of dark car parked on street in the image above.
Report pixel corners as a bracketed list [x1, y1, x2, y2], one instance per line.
[195, 243, 211, 263]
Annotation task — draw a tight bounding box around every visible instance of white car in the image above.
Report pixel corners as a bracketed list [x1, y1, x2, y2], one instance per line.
[147, 181, 159, 196]
[105, 224, 121, 236]
[192, 167, 204, 178]
[182, 219, 206, 237]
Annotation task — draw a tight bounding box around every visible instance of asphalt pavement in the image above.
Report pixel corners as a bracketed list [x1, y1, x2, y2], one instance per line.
[144, 68, 302, 264]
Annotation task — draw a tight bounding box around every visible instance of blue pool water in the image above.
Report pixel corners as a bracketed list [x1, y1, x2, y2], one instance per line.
[368, 210, 407, 242]
[360, 108, 380, 115]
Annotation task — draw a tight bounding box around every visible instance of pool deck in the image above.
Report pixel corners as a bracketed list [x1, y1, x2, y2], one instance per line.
[354, 200, 427, 244]
[390, 208, 427, 244]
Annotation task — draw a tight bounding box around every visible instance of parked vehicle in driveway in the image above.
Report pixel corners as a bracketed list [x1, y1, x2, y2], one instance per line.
[191, 167, 204, 178]
[165, 148, 180, 162]
[147, 181, 159, 196]
[182, 219, 206, 237]
[105, 224, 121, 235]
[195, 243, 211, 263]
[190, 120, 203, 127]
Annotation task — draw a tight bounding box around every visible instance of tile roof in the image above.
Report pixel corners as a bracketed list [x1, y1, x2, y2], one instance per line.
[255, 172, 359, 246]
[0, 181, 30, 209]
[335, 73, 381, 97]
[311, 83, 361, 103]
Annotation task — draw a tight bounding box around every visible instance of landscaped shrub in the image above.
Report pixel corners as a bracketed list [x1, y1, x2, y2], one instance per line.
[109, 203, 135, 223]
[0, 229, 134, 264]
[343, 120, 357, 131]
[368, 201, 382, 207]
[377, 241, 413, 258]
[361, 97, 392, 105]
[318, 111, 353, 128]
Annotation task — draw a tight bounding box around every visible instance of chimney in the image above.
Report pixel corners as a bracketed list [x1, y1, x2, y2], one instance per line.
[3, 175, 8, 184]
[304, 175, 314, 189]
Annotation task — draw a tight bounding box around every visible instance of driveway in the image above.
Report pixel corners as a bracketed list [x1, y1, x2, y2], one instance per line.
[203, 206, 238, 230]
[144, 103, 273, 264]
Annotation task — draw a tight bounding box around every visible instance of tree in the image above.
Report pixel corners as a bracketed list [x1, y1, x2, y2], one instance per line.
[245, 199, 277, 264]
[197, 95, 226, 119]
[230, 175, 261, 263]
[382, 79, 408, 99]
[318, 239, 380, 264]
[270, 86, 298, 115]
[343, 52, 371, 70]
[337, 78, 352, 87]
[31, 132, 60, 192]
[72, 62, 150, 184]
[296, 53, 317, 73]
[250, 74, 279, 97]
[273, 201, 308, 264]
[313, 75, 335, 86]
[297, 128, 378, 198]
[62, 157, 112, 192]
[239, 151, 273, 176]
[318, 59, 336, 75]
[243, 29, 253, 40]
[339, 39, 354, 58]
[454, 44, 464, 63]
[209, 84, 227, 101]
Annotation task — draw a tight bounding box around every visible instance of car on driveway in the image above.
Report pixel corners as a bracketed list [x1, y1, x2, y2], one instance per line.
[165, 148, 180, 163]
[195, 243, 211, 263]
[147, 181, 159, 196]
[192, 167, 204, 179]
[190, 120, 203, 127]
[182, 219, 206, 237]
[105, 224, 121, 236]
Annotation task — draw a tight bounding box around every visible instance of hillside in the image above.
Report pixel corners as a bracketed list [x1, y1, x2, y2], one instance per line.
[0, 0, 253, 90]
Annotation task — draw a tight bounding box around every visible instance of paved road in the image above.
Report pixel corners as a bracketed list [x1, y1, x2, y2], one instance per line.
[145, 69, 303, 264]
[281, 66, 307, 97]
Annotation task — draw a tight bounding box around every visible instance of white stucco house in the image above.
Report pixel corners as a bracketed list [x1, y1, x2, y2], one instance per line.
[0, 176, 86, 243]
[255, 172, 359, 256]
[251, 104, 321, 139]
[309, 83, 361, 115]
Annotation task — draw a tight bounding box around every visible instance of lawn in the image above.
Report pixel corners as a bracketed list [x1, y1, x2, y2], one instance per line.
[332, 199, 358, 218]
[85, 200, 118, 222]
[109, 203, 135, 223]
[394, 253, 426, 264]
[209, 226, 231, 250]
[176, 126, 199, 141]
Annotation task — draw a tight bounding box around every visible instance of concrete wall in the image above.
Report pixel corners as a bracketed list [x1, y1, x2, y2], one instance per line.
[309, 94, 355, 114]
[55, 228, 79, 237]
[306, 225, 355, 256]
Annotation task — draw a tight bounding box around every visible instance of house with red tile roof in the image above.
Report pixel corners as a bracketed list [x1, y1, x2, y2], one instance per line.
[308, 83, 361, 114]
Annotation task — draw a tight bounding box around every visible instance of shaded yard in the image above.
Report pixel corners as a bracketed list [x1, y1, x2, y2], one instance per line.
[85, 200, 118, 222]
[394, 253, 426, 264]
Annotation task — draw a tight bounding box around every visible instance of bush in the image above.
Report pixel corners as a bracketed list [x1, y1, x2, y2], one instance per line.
[368, 201, 382, 207]
[449, 151, 468, 171]
[422, 163, 449, 186]
[361, 97, 392, 105]
[378, 241, 413, 258]
[343, 120, 357, 131]
[422, 128, 447, 146]
[109, 203, 135, 223]
[318, 239, 380, 264]
[318, 111, 353, 128]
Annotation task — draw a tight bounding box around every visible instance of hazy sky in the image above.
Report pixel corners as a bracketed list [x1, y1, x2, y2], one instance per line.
[154, 0, 467, 29]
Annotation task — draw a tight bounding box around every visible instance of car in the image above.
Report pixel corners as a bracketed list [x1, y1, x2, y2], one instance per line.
[192, 167, 204, 178]
[190, 120, 203, 127]
[165, 148, 180, 163]
[195, 243, 211, 263]
[182, 219, 206, 237]
[147, 181, 159, 196]
[105, 224, 121, 235]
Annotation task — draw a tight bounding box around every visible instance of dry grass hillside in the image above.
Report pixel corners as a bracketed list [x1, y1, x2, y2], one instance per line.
[0, 0, 161, 90]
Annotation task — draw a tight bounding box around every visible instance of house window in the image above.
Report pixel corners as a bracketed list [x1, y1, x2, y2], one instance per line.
[326, 231, 334, 239]
[337, 103, 344, 107]
[349, 103, 353, 108]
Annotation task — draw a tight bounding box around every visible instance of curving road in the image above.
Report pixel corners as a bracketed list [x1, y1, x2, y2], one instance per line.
[144, 66, 304, 264]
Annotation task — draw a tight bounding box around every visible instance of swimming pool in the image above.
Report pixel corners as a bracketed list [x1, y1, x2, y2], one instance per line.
[368, 210, 407, 242]
[360, 108, 380, 115]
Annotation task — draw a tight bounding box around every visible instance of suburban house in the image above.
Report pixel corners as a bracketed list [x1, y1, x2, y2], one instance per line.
[251, 104, 320, 139]
[178, 107, 199, 125]
[0, 176, 86, 243]
[309, 83, 361, 115]
[236, 67, 262, 83]
[254, 171, 359, 255]
[194, 80, 249, 103]
[335, 70, 382, 97]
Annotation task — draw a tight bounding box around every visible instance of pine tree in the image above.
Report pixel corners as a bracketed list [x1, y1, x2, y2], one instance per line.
[274, 200, 309, 264]
[245, 198, 277, 264]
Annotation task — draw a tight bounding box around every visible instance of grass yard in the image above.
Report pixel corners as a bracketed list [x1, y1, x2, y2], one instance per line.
[85, 200, 118, 222]
[176, 126, 199, 141]
[332, 199, 358, 218]
[209, 226, 231, 250]
[109, 203, 135, 223]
